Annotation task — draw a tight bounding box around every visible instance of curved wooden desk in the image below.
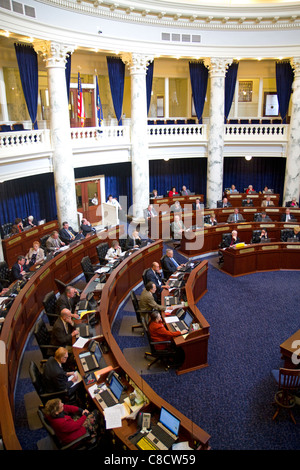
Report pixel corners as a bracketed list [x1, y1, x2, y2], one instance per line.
[0, 233, 211, 450]
[161, 260, 210, 375]
[221, 242, 300, 277]
[225, 192, 280, 207]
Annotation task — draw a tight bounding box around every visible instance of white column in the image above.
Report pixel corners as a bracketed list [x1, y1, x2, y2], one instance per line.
[34, 41, 78, 230]
[0, 68, 8, 122]
[122, 52, 153, 221]
[165, 78, 169, 119]
[283, 57, 300, 205]
[205, 57, 233, 208]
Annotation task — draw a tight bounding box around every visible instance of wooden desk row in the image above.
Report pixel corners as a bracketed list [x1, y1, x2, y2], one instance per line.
[0, 231, 211, 450]
[150, 194, 204, 207]
[222, 242, 300, 277]
[2, 220, 59, 268]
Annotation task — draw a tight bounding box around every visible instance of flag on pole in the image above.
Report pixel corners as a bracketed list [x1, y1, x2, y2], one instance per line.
[96, 77, 103, 127]
[77, 72, 85, 127]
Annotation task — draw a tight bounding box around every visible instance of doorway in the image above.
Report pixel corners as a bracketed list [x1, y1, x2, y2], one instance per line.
[75, 176, 105, 224]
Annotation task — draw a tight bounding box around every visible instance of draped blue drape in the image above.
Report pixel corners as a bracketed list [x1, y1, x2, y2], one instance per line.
[65, 53, 71, 101]
[224, 61, 239, 123]
[275, 60, 294, 124]
[14, 43, 39, 130]
[189, 61, 208, 124]
[106, 57, 125, 125]
[146, 60, 154, 115]
[0, 173, 57, 226]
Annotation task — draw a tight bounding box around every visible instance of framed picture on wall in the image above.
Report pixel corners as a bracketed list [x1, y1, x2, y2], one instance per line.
[238, 81, 253, 102]
[263, 92, 279, 117]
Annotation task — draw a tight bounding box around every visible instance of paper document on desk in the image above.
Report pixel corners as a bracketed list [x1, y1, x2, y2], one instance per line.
[72, 336, 90, 348]
[104, 404, 126, 429]
[164, 316, 179, 323]
[58, 246, 69, 251]
[96, 267, 111, 273]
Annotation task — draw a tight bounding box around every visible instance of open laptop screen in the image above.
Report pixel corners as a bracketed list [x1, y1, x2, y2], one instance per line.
[183, 310, 193, 328]
[109, 374, 124, 401]
[94, 343, 102, 364]
[160, 407, 180, 436]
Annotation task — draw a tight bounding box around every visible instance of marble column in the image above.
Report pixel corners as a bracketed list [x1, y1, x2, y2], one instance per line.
[34, 41, 78, 230]
[205, 57, 232, 209]
[121, 52, 153, 221]
[283, 57, 300, 205]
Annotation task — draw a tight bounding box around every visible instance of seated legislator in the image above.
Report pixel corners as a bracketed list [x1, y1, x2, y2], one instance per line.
[229, 184, 238, 193]
[139, 282, 166, 318]
[125, 230, 142, 250]
[46, 231, 65, 254]
[56, 285, 80, 316]
[170, 214, 186, 239]
[246, 184, 256, 194]
[227, 208, 245, 223]
[11, 217, 24, 234]
[261, 196, 275, 207]
[170, 200, 182, 213]
[50, 309, 80, 353]
[180, 185, 191, 196]
[26, 240, 45, 266]
[259, 228, 269, 242]
[80, 218, 96, 237]
[105, 240, 123, 262]
[293, 226, 300, 241]
[242, 198, 253, 207]
[42, 347, 82, 398]
[161, 248, 184, 278]
[217, 197, 232, 208]
[144, 204, 158, 219]
[143, 262, 168, 302]
[168, 187, 179, 197]
[206, 213, 218, 226]
[148, 311, 187, 350]
[59, 221, 83, 245]
[286, 197, 299, 208]
[150, 189, 159, 199]
[255, 211, 272, 223]
[263, 186, 273, 194]
[27, 215, 38, 227]
[281, 208, 296, 222]
[192, 198, 202, 210]
[11, 255, 30, 281]
[44, 398, 99, 447]
[221, 230, 240, 248]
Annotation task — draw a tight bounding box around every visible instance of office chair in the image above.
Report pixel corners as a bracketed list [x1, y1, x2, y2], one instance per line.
[54, 278, 83, 295]
[40, 234, 50, 252]
[0, 222, 13, 239]
[80, 255, 100, 283]
[218, 233, 232, 264]
[96, 242, 109, 265]
[33, 318, 57, 361]
[271, 368, 300, 424]
[280, 229, 294, 242]
[0, 261, 12, 287]
[42, 291, 58, 326]
[242, 199, 253, 206]
[142, 318, 177, 371]
[253, 213, 262, 222]
[251, 230, 262, 244]
[129, 290, 148, 334]
[29, 361, 68, 406]
[142, 268, 150, 287]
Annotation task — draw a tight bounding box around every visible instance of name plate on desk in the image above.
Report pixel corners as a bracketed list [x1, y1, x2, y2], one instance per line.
[222, 209, 234, 213]
[243, 208, 256, 212]
[262, 245, 279, 250]
[8, 236, 21, 245]
[237, 224, 252, 229]
[216, 226, 229, 232]
[42, 222, 57, 231]
[287, 244, 300, 249]
[55, 255, 66, 265]
[284, 224, 298, 228]
[249, 194, 259, 198]
[72, 244, 83, 254]
[259, 223, 275, 227]
[174, 197, 185, 201]
[229, 195, 242, 198]
[239, 247, 255, 254]
[26, 229, 38, 237]
[265, 208, 279, 212]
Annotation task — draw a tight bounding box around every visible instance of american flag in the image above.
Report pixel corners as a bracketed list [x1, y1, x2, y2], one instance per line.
[96, 77, 103, 127]
[77, 72, 85, 127]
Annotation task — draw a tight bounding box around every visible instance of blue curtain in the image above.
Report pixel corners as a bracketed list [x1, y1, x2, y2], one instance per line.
[223, 157, 286, 203]
[65, 53, 71, 101]
[106, 57, 125, 125]
[146, 60, 154, 115]
[224, 61, 239, 123]
[275, 60, 294, 123]
[0, 173, 57, 226]
[189, 61, 208, 124]
[14, 43, 39, 130]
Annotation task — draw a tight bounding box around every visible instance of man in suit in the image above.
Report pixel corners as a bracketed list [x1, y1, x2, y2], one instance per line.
[170, 214, 186, 239]
[125, 230, 142, 250]
[227, 208, 245, 223]
[143, 262, 169, 302]
[261, 196, 275, 208]
[242, 198, 253, 207]
[50, 309, 79, 352]
[217, 197, 232, 208]
[59, 221, 83, 245]
[80, 218, 96, 237]
[56, 285, 80, 315]
[46, 230, 65, 254]
[144, 204, 158, 219]
[170, 201, 182, 213]
[281, 208, 296, 222]
[161, 248, 184, 279]
[256, 211, 272, 222]
[181, 185, 191, 196]
[139, 282, 166, 320]
[11, 255, 29, 281]
[192, 198, 202, 210]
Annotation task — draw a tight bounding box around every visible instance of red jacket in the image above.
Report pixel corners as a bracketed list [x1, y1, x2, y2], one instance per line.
[148, 320, 181, 350]
[168, 191, 178, 197]
[46, 404, 87, 445]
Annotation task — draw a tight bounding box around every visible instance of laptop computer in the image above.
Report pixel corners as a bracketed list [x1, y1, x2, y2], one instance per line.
[136, 407, 180, 451]
[78, 342, 106, 373]
[95, 374, 124, 409]
[168, 309, 194, 332]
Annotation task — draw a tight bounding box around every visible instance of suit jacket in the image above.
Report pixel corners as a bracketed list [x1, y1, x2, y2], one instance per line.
[144, 207, 158, 218]
[148, 320, 181, 350]
[227, 213, 245, 223]
[139, 289, 164, 312]
[42, 356, 72, 393]
[56, 292, 79, 314]
[170, 220, 185, 239]
[217, 201, 232, 208]
[125, 235, 142, 250]
[80, 223, 96, 237]
[281, 214, 296, 222]
[59, 227, 78, 244]
[257, 215, 272, 222]
[11, 262, 29, 281]
[228, 236, 240, 247]
[261, 200, 275, 207]
[46, 236, 64, 253]
[50, 317, 76, 347]
[170, 203, 182, 213]
[45, 404, 88, 445]
[144, 268, 163, 293]
[161, 255, 179, 277]
[181, 189, 191, 196]
[26, 247, 45, 265]
[192, 202, 202, 210]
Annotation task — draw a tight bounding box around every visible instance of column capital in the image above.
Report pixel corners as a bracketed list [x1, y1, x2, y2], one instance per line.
[204, 57, 233, 77]
[291, 57, 300, 78]
[121, 52, 154, 74]
[33, 40, 74, 68]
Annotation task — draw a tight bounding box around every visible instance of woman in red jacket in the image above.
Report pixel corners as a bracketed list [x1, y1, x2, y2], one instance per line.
[148, 311, 187, 350]
[44, 398, 99, 445]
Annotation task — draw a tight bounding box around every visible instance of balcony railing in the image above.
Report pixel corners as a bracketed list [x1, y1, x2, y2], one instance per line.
[0, 122, 289, 157]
